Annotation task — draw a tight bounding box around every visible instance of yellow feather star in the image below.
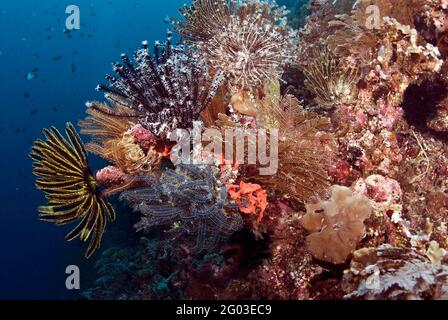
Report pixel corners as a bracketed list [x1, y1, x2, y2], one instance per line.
[30, 122, 116, 258]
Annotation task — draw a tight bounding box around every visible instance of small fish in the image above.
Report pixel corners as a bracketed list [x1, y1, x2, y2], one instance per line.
[30, 109, 39, 116]
[53, 55, 63, 61]
[24, 93, 31, 98]
[26, 73, 36, 80]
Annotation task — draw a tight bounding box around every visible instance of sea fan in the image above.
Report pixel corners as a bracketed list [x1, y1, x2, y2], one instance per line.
[119, 164, 243, 251]
[30, 123, 116, 258]
[352, 0, 420, 28]
[97, 33, 224, 137]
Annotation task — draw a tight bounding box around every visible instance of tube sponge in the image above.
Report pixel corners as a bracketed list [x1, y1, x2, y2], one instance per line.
[300, 185, 373, 264]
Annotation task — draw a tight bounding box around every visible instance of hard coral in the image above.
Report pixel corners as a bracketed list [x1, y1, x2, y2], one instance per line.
[353, 174, 402, 203]
[95, 166, 127, 188]
[129, 124, 157, 151]
[300, 185, 373, 264]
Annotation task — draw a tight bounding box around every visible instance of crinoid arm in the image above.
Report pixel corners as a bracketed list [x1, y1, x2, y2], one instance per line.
[30, 123, 116, 258]
[119, 164, 243, 251]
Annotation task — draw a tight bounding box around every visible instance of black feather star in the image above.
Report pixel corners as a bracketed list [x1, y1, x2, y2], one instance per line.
[97, 32, 224, 137]
[119, 164, 242, 251]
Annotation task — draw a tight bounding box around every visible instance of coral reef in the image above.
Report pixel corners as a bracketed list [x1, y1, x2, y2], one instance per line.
[29, 0, 448, 300]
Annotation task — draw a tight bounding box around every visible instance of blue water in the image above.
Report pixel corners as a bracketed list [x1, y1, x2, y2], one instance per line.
[0, 0, 184, 299]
